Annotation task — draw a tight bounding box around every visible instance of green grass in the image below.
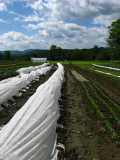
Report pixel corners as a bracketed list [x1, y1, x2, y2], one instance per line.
[91, 66, 120, 77]
[49, 60, 120, 65]
[90, 61, 120, 77]
[99, 62, 120, 68]
[82, 82, 119, 142]
[49, 60, 109, 65]
[0, 59, 120, 80]
[49, 60, 120, 72]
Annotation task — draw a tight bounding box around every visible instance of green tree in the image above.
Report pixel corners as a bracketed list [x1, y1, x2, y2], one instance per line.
[0, 52, 2, 60]
[108, 19, 120, 48]
[5, 50, 11, 60]
[56, 46, 64, 60]
[50, 45, 57, 60]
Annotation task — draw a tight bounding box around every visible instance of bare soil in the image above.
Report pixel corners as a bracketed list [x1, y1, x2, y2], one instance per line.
[1, 64, 120, 160]
[60, 65, 120, 160]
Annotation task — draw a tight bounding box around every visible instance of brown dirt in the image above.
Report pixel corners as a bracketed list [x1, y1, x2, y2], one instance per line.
[61, 65, 120, 160]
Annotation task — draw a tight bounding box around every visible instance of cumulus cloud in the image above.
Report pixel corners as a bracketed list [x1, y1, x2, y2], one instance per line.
[23, 15, 44, 22]
[22, 0, 120, 48]
[0, 31, 47, 50]
[0, 3, 7, 11]
[0, 24, 107, 50]
[93, 14, 120, 26]
[0, 18, 7, 23]
[0, 0, 16, 11]
[24, 0, 120, 21]
[0, 0, 120, 50]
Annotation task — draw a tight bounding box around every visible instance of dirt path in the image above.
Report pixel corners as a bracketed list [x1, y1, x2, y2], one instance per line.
[62, 66, 120, 160]
[63, 69, 98, 160]
[71, 70, 88, 82]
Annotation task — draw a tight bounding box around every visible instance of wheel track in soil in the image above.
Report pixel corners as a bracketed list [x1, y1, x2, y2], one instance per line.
[63, 67, 99, 160]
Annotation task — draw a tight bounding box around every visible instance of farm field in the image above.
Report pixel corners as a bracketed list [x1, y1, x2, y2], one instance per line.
[0, 60, 119, 73]
[0, 62, 63, 159]
[49, 60, 120, 65]
[0, 60, 42, 80]
[61, 64, 120, 159]
[0, 69, 55, 126]
[0, 60, 120, 159]
[1, 0, 120, 159]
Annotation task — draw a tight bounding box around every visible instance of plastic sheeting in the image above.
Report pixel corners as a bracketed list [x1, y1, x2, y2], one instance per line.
[0, 63, 64, 160]
[0, 64, 51, 105]
[94, 69, 120, 78]
[17, 63, 49, 74]
[92, 64, 120, 71]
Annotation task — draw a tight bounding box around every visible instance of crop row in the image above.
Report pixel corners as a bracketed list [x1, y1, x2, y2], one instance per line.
[71, 68, 120, 144]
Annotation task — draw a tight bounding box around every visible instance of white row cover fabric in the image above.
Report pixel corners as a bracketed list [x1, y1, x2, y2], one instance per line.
[94, 69, 120, 78]
[92, 64, 120, 71]
[0, 63, 64, 160]
[17, 63, 49, 74]
[0, 65, 51, 105]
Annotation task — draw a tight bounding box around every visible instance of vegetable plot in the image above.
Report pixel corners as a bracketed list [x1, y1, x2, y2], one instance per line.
[74, 66, 120, 143]
[92, 64, 120, 78]
[92, 64, 120, 71]
[0, 64, 51, 105]
[0, 63, 64, 160]
[17, 63, 49, 75]
[94, 69, 120, 78]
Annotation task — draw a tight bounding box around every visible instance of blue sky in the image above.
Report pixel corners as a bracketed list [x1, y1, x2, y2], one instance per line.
[0, 0, 120, 50]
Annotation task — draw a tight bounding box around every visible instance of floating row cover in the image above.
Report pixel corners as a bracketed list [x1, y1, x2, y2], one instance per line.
[0, 64, 51, 105]
[17, 63, 49, 74]
[92, 64, 120, 71]
[0, 63, 64, 160]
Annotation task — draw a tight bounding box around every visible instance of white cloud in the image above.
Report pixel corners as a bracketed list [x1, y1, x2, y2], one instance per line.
[24, 0, 120, 21]
[0, 25, 107, 50]
[93, 14, 120, 27]
[0, 18, 7, 23]
[0, 31, 46, 50]
[41, 30, 49, 37]
[23, 15, 44, 22]
[21, 0, 120, 49]
[0, 3, 7, 11]
[0, 0, 17, 11]
[25, 20, 108, 48]
[0, 0, 120, 50]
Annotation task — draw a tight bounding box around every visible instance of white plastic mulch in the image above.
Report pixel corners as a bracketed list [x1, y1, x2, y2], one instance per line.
[0, 63, 51, 105]
[92, 64, 120, 71]
[0, 63, 64, 160]
[94, 69, 120, 78]
[16, 63, 49, 75]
